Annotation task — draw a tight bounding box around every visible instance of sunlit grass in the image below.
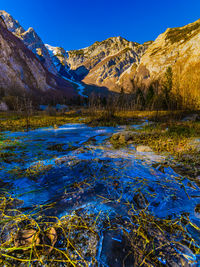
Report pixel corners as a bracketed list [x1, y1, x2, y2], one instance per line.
[0, 111, 90, 132]
[0, 109, 199, 131]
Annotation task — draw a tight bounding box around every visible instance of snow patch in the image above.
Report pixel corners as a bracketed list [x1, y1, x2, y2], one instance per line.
[62, 75, 87, 97]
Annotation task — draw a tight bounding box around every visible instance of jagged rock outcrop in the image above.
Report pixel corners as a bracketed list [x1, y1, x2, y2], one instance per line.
[0, 10, 57, 75]
[46, 37, 152, 92]
[118, 19, 200, 105]
[66, 37, 151, 91]
[45, 44, 68, 69]
[47, 19, 200, 100]
[0, 17, 77, 100]
[45, 44, 72, 78]
[134, 19, 200, 81]
[5, 8, 198, 100]
[0, 11, 24, 35]
[45, 37, 152, 93]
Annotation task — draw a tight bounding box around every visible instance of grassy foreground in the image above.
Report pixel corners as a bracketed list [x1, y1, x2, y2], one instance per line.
[0, 109, 200, 265]
[0, 109, 199, 175]
[110, 119, 200, 180]
[0, 109, 199, 132]
[0, 111, 90, 132]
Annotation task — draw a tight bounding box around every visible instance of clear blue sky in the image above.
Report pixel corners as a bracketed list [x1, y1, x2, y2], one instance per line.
[1, 0, 200, 50]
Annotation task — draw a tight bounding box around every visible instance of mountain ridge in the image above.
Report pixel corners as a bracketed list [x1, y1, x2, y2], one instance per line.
[0, 10, 200, 106]
[0, 10, 57, 75]
[0, 15, 77, 103]
[46, 36, 152, 92]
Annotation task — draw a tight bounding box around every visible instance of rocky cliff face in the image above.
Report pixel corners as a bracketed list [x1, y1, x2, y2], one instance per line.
[118, 19, 200, 104]
[135, 19, 200, 81]
[0, 11, 57, 75]
[46, 37, 151, 92]
[67, 37, 151, 91]
[0, 17, 76, 100]
[45, 44, 72, 78]
[3, 9, 199, 99]
[67, 37, 139, 69]
[48, 19, 200, 97]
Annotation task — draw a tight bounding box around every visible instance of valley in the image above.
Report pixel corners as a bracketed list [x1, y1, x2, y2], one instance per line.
[0, 8, 199, 267]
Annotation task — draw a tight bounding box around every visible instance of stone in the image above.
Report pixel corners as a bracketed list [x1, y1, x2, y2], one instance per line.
[15, 229, 40, 247]
[46, 227, 57, 253]
[189, 138, 200, 151]
[111, 132, 120, 141]
[136, 145, 153, 152]
[182, 114, 199, 122]
[111, 131, 134, 144]
[0, 102, 8, 111]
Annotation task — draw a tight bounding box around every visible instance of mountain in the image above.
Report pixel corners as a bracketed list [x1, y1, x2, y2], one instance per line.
[46, 19, 200, 105]
[45, 44, 73, 78]
[138, 19, 200, 79]
[0, 16, 77, 101]
[0, 11, 57, 75]
[46, 37, 152, 93]
[119, 19, 200, 105]
[1, 10, 200, 105]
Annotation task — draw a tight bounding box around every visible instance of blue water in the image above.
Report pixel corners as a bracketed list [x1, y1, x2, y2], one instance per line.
[0, 123, 199, 265]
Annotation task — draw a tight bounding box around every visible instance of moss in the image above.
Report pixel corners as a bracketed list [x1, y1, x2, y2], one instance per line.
[25, 161, 53, 177]
[54, 53, 65, 58]
[166, 22, 200, 44]
[69, 49, 84, 56]
[150, 47, 162, 56]
[110, 120, 200, 170]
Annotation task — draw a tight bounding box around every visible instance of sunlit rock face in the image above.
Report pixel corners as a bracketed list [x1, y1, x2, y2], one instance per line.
[45, 37, 152, 92]
[0, 18, 76, 98]
[66, 37, 152, 92]
[119, 18, 200, 106]
[0, 10, 57, 75]
[0, 10, 24, 34]
[2, 9, 200, 97]
[135, 19, 200, 81]
[118, 18, 200, 103]
[49, 18, 200, 95]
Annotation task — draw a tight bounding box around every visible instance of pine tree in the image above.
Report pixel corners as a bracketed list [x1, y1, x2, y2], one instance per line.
[136, 88, 145, 110]
[162, 66, 173, 110]
[118, 87, 125, 110]
[146, 84, 155, 109]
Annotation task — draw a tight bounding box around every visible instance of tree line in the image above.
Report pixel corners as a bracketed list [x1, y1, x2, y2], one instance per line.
[0, 66, 199, 114]
[88, 66, 200, 112]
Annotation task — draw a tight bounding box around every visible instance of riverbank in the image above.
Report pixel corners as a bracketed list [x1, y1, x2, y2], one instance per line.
[0, 109, 199, 132]
[0, 111, 90, 132]
[110, 120, 200, 181]
[1, 109, 199, 178]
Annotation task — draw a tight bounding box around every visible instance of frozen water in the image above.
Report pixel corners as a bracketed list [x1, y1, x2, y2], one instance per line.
[0, 123, 199, 265]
